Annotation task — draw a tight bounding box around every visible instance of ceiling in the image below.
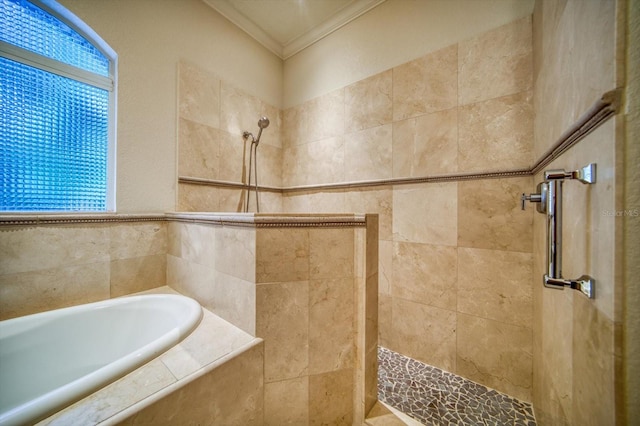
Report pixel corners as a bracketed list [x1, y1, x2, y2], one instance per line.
[203, 0, 387, 59]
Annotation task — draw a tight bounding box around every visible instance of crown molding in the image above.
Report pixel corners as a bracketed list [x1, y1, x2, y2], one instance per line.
[203, 0, 386, 60]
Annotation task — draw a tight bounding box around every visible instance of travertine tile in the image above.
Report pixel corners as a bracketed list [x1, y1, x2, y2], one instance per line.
[216, 226, 255, 282]
[457, 247, 532, 327]
[392, 45, 457, 121]
[218, 129, 248, 184]
[458, 91, 533, 173]
[256, 281, 309, 382]
[458, 177, 534, 253]
[179, 222, 218, 268]
[283, 89, 344, 146]
[345, 124, 393, 181]
[252, 143, 283, 188]
[309, 368, 354, 426]
[344, 187, 392, 241]
[390, 298, 456, 372]
[160, 309, 255, 380]
[282, 190, 347, 213]
[42, 358, 177, 426]
[309, 228, 354, 280]
[220, 82, 282, 148]
[392, 241, 457, 311]
[282, 136, 345, 187]
[121, 343, 264, 425]
[345, 70, 393, 132]
[264, 377, 309, 426]
[109, 222, 166, 260]
[0, 263, 110, 320]
[309, 278, 355, 374]
[392, 182, 458, 246]
[458, 16, 533, 105]
[177, 183, 219, 212]
[178, 118, 220, 180]
[392, 108, 458, 178]
[457, 313, 532, 401]
[378, 240, 392, 295]
[178, 61, 220, 128]
[110, 254, 166, 297]
[378, 294, 392, 348]
[165, 255, 217, 312]
[572, 293, 615, 426]
[0, 226, 109, 275]
[211, 271, 256, 335]
[256, 228, 309, 283]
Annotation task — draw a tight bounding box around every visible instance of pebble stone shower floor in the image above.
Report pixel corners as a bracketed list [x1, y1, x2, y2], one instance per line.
[377, 347, 537, 425]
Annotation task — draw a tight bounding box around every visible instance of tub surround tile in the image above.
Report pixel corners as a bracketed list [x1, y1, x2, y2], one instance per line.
[41, 287, 263, 426]
[0, 226, 109, 276]
[345, 70, 393, 132]
[256, 228, 310, 283]
[458, 91, 533, 173]
[178, 61, 220, 128]
[215, 226, 256, 283]
[0, 263, 110, 320]
[392, 108, 458, 178]
[264, 377, 310, 425]
[121, 342, 264, 426]
[178, 222, 219, 269]
[256, 281, 310, 382]
[392, 241, 457, 311]
[457, 247, 532, 328]
[108, 222, 167, 260]
[110, 254, 167, 297]
[458, 16, 533, 105]
[458, 177, 534, 253]
[392, 45, 458, 121]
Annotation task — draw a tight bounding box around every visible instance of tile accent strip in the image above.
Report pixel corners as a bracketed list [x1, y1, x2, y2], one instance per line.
[0, 212, 367, 228]
[378, 346, 537, 426]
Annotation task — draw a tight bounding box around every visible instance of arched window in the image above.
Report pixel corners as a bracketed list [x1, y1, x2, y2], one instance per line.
[0, 0, 116, 211]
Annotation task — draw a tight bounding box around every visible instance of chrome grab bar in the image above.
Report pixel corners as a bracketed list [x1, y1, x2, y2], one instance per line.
[522, 163, 596, 298]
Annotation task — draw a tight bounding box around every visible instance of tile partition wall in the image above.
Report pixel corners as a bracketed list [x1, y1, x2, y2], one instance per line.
[166, 213, 379, 425]
[531, 1, 622, 425]
[0, 216, 168, 320]
[282, 16, 535, 402]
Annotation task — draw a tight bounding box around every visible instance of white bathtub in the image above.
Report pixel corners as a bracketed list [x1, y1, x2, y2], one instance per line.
[0, 294, 202, 426]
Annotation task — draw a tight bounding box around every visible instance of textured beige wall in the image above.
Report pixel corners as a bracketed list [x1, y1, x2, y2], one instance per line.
[283, 0, 534, 108]
[58, 0, 282, 213]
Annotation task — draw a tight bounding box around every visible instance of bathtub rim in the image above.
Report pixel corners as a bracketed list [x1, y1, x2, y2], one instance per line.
[0, 293, 202, 426]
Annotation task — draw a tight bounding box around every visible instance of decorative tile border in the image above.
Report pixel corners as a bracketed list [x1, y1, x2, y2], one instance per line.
[378, 346, 537, 426]
[0, 212, 367, 228]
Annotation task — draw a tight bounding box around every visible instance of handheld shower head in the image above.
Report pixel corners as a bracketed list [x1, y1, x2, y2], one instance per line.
[258, 117, 270, 129]
[255, 116, 270, 144]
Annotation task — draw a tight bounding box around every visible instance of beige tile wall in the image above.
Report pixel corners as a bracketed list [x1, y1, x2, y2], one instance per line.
[531, 0, 621, 424]
[0, 221, 167, 320]
[177, 61, 283, 212]
[282, 16, 535, 401]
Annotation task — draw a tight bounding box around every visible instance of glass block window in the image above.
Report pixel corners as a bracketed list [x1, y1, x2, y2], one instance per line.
[0, 0, 115, 211]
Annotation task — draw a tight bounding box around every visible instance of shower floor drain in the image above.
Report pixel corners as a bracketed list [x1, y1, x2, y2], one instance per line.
[377, 347, 537, 425]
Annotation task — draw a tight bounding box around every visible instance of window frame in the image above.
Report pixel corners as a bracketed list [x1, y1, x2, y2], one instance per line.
[0, 0, 117, 212]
